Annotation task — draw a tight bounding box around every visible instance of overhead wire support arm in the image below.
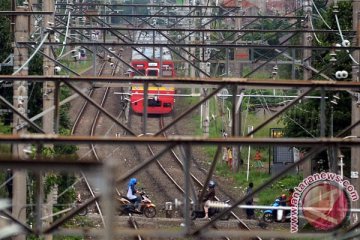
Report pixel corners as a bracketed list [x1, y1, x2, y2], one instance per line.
[52, 26, 355, 34]
[55, 3, 243, 9]
[19, 41, 360, 50]
[2, 75, 360, 89]
[54, 13, 304, 19]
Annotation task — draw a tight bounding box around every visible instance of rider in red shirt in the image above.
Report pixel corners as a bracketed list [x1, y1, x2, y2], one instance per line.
[286, 188, 294, 207]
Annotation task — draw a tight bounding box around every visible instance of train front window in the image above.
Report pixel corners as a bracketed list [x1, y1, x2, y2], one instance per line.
[148, 98, 161, 107]
[133, 69, 145, 76]
[162, 70, 172, 77]
[147, 69, 158, 76]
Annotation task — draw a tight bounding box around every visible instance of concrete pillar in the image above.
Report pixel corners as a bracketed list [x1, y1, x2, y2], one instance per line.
[12, 4, 29, 240]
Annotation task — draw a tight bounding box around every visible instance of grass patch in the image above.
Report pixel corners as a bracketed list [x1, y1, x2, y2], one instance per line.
[216, 161, 302, 205]
[59, 58, 93, 75]
[184, 94, 302, 207]
[181, 92, 302, 207]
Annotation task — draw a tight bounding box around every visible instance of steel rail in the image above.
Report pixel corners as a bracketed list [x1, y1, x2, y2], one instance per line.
[90, 53, 122, 162]
[71, 62, 107, 135]
[141, 118, 189, 199]
[64, 81, 137, 136]
[43, 195, 101, 234]
[71, 50, 126, 226]
[190, 117, 360, 236]
[49, 227, 335, 239]
[117, 143, 178, 184]
[128, 215, 143, 240]
[147, 147, 187, 197]
[140, 118, 230, 240]
[159, 118, 256, 239]
[71, 60, 107, 228]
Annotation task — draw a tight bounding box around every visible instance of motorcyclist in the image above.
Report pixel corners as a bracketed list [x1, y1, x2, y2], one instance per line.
[280, 194, 287, 206]
[202, 180, 216, 219]
[279, 194, 287, 222]
[126, 178, 141, 213]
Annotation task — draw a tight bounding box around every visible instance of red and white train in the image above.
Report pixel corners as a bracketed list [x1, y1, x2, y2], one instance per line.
[129, 31, 175, 115]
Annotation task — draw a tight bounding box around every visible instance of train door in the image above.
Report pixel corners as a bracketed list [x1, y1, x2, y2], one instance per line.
[146, 68, 159, 77]
[145, 68, 161, 107]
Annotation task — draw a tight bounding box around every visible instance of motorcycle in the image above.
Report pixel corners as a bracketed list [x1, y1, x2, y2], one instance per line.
[116, 190, 156, 218]
[191, 200, 231, 220]
[262, 198, 290, 223]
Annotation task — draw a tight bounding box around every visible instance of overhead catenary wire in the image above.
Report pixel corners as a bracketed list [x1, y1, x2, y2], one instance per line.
[284, 115, 316, 138]
[5, 1, 360, 238]
[57, 10, 72, 60]
[309, 14, 323, 44]
[12, 32, 50, 75]
[311, 0, 332, 30]
[334, 13, 359, 64]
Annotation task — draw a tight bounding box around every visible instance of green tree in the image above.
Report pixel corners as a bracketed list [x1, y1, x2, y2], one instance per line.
[282, 1, 352, 174]
[0, 0, 12, 74]
[284, 1, 352, 138]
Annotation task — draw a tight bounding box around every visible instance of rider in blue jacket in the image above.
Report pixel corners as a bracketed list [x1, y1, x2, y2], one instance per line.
[127, 178, 141, 212]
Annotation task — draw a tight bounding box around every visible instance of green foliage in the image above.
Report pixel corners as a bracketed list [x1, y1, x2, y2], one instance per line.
[0, 1, 12, 75]
[0, 121, 11, 133]
[56, 174, 76, 204]
[281, 2, 353, 176]
[311, 1, 353, 78]
[44, 173, 59, 195]
[0, 171, 9, 198]
[29, 235, 83, 240]
[243, 16, 291, 59]
[54, 128, 78, 157]
[29, 54, 44, 75]
[217, 163, 302, 206]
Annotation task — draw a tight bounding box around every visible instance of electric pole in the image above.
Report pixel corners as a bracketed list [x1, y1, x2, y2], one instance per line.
[12, 3, 29, 240]
[301, 0, 313, 178]
[42, 0, 55, 135]
[43, 1, 56, 239]
[231, 0, 242, 173]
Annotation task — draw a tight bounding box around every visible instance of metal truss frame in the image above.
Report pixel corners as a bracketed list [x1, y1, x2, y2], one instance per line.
[1, 75, 360, 239]
[2, 1, 360, 239]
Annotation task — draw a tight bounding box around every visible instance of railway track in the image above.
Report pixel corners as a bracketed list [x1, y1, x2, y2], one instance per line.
[116, 109, 260, 239]
[67, 48, 260, 239]
[128, 215, 143, 240]
[70, 48, 127, 227]
[158, 116, 260, 239]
